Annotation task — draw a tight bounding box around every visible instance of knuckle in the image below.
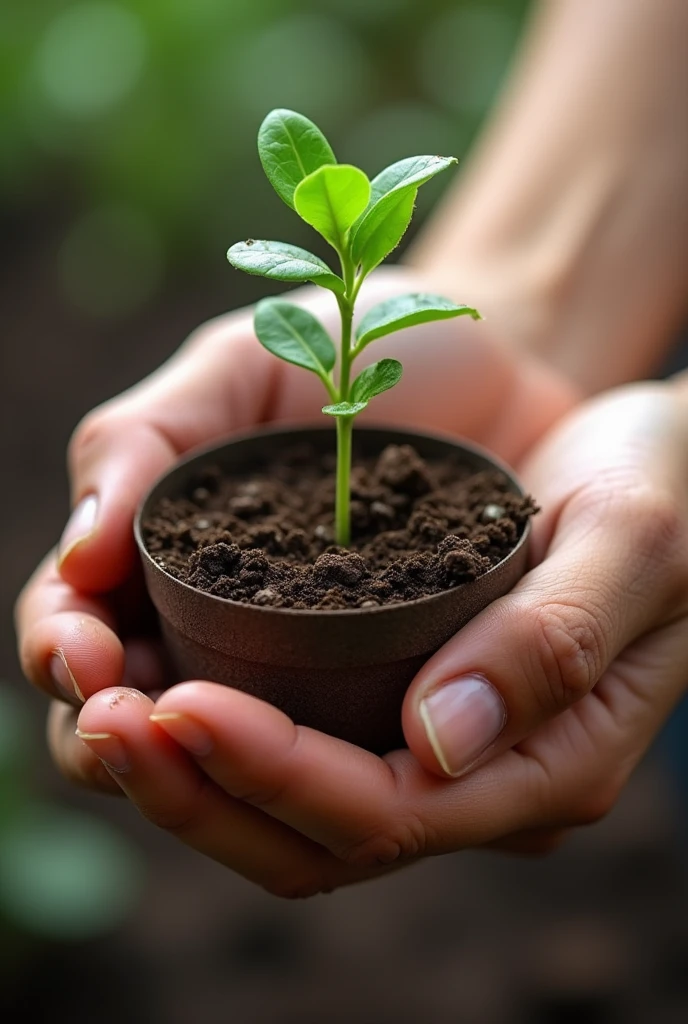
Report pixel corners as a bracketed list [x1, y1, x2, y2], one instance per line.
[233, 781, 289, 810]
[230, 729, 300, 810]
[68, 406, 123, 470]
[529, 601, 605, 710]
[523, 742, 622, 832]
[340, 813, 429, 869]
[184, 316, 226, 350]
[68, 409, 104, 460]
[624, 488, 687, 574]
[567, 779, 622, 828]
[139, 777, 214, 837]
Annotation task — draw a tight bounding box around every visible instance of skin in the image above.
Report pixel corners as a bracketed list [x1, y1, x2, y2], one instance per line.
[14, 277, 688, 894]
[14, 0, 688, 895]
[410, 0, 688, 393]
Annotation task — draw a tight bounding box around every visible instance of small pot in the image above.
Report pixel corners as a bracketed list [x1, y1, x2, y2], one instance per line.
[134, 425, 530, 754]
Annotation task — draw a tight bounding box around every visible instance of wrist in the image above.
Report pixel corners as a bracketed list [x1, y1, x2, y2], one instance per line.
[405, 0, 688, 396]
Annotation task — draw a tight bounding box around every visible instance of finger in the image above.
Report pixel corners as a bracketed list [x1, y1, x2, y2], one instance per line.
[148, 682, 416, 866]
[47, 701, 123, 794]
[16, 554, 124, 704]
[403, 387, 688, 777]
[58, 309, 277, 593]
[146, 681, 554, 866]
[16, 551, 118, 636]
[145, 614, 688, 868]
[499, 614, 688, 843]
[16, 553, 165, 704]
[76, 688, 371, 897]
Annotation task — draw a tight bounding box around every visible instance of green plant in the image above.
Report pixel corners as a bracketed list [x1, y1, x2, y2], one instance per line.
[227, 108, 480, 546]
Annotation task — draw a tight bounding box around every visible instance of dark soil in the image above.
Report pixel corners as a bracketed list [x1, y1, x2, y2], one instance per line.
[142, 443, 537, 610]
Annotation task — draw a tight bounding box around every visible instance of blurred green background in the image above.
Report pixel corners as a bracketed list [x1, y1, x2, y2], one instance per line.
[1, 0, 529, 317]
[3, 3, 688, 1022]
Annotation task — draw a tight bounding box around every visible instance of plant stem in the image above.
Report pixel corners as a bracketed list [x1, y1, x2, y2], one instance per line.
[334, 254, 356, 546]
[335, 414, 353, 546]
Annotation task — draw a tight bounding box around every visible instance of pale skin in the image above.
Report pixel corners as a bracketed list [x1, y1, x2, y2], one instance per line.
[410, 0, 688, 392]
[14, 0, 688, 895]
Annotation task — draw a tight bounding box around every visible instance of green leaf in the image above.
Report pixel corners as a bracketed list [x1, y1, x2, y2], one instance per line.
[227, 240, 344, 294]
[350, 358, 403, 403]
[351, 155, 457, 274]
[368, 154, 458, 206]
[322, 401, 368, 417]
[294, 165, 370, 251]
[350, 187, 417, 275]
[355, 293, 482, 349]
[254, 299, 336, 380]
[258, 108, 336, 210]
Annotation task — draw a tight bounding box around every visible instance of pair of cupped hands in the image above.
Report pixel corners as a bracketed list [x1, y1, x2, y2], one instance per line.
[16, 270, 688, 897]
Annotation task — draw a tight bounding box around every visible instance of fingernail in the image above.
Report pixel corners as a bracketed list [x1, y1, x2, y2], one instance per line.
[58, 494, 99, 567]
[50, 650, 85, 703]
[419, 674, 506, 777]
[75, 729, 130, 773]
[149, 713, 213, 757]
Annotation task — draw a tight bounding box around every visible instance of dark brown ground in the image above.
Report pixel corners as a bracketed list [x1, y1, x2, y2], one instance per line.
[143, 443, 536, 609]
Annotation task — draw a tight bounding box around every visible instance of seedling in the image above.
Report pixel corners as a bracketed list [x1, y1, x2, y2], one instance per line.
[227, 109, 480, 546]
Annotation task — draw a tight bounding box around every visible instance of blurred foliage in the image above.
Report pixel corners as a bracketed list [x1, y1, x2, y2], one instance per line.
[0, 0, 530, 316]
[0, 686, 142, 944]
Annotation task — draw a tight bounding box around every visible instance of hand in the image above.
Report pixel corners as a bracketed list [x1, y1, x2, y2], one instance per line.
[15, 267, 574, 797]
[45, 379, 688, 895]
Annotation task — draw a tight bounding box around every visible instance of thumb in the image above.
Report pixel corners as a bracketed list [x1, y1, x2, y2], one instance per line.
[402, 389, 687, 778]
[58, 312, 275, 593]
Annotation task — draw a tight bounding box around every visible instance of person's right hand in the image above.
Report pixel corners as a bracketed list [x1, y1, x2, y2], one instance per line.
[14, 267, 576, 795]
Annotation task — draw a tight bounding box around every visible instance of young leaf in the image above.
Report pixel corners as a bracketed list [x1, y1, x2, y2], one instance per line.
[258, 109, 336, 210]
[322, 401, 368, 417]
[368, 155, 457, 207]
[254, 299, 336, 380]
[350, 187, 416, 275]
[351, 155, 457, 274]
[227, 240, 344, 294]
[355, 293, 481, 349]
[350, 358, 403, 403]
[294, 165, 370, 251]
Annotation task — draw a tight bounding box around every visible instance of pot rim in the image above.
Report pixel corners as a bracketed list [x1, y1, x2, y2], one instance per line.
[134, 421, 531, 619]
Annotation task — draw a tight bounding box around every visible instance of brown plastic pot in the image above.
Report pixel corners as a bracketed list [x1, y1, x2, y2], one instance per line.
[134, 424, 530, 754]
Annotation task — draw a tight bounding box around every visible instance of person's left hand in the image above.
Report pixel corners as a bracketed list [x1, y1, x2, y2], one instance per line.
[67, 379, 688, 895]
